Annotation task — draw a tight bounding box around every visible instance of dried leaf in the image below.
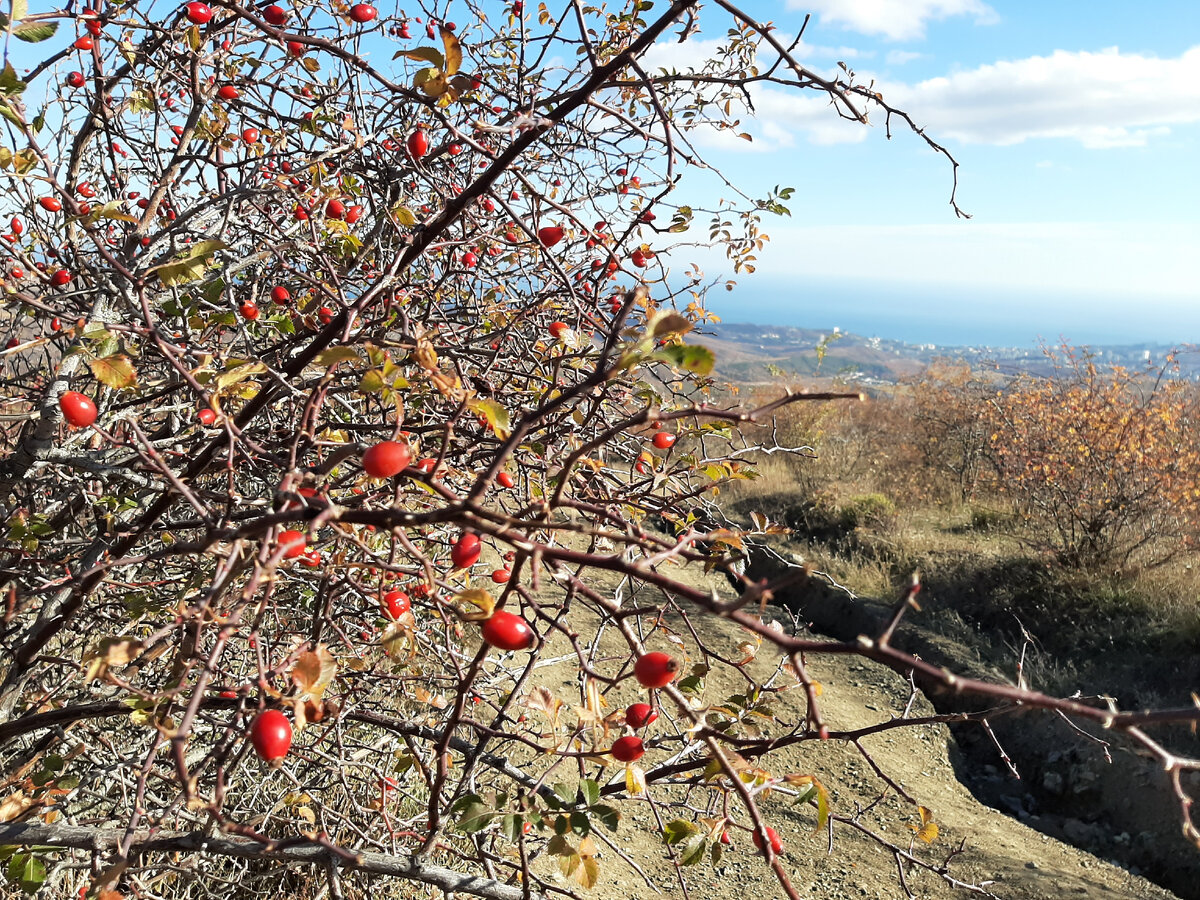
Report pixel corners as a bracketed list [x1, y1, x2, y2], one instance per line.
[313, 347, 360, 369]
[441, 26, 462, 75]
[216, 361, 267, 390]
[648, 310, 692, 339]
[0, 790, 35, 822]
[83, 636, 144, 681]
[291, 645, 337, 701]
[88, 354, 137, 389]
[524, 686, 563, 730]
[625, 763, 646, 795]
[454, 588, 495, 621]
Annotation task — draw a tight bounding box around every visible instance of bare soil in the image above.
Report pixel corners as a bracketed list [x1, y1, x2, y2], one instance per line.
[522, 563, 1181, 900]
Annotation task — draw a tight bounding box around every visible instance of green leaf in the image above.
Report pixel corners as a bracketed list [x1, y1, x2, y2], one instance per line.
[679, 834, 708, 866]
[13, 19, 55, 42]
[579, 779, 600, 807]
[215, 361, 266, 390]
[652, 343, 715, 376]
[662, 819, 699, 845]
[500, 814, 522, 843]
[467, 397, 511, 439]
[569, 810, 590, 836]
[0, 61, 26, 96]
[676, 674, 703, 694]
[452, 794, 494, 833]
[590, 803, 620, 831]
[5, 852, 45, 894]
[648, 310, 692, 339]
[149, 241, 227, 287]
[89, 200, 138, 224]
[358, 368, 384, 393]
[88, 354, 137, 389]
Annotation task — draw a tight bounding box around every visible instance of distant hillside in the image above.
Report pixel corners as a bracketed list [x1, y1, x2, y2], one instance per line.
[702, 322, 1198, 384]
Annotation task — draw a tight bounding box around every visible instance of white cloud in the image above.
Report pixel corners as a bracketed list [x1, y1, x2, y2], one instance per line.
[747, 45, 1200, 148]
[788, 0, 997, 41]
[885, 50, 925, 66]
[883, 46, 1200, 147]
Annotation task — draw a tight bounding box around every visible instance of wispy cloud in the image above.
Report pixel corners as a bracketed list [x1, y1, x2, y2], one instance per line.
[788, 0, 997, 41]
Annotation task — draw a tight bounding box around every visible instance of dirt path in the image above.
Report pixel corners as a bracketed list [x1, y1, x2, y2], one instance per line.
[518, 566, 1180, 900]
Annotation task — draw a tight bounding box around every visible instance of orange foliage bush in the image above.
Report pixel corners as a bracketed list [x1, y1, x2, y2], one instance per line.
[986, 345, 1200, 571]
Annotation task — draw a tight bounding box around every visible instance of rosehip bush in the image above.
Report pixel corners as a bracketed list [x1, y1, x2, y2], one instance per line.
[0, 3, 1194, 900]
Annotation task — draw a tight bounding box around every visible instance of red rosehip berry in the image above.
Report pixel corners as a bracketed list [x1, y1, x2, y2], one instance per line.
[450, 532, 480, 569]
[184, 1, 212, 24]
[611, 735, 644, 762]
[278, 529, 306, 559]
[262, 4, 286, 25]
[752, 826, 784, 856]
[481, 610, 535, 651]
[348, 3, 377, 23]
[537, 225, 564, 247]
[59, 391, 97, 428]
[249, 709, 292, 763]
[634, 652, 678, 689]
[66, 71, 86, 88]
[407, 128, 429, 158]
[652, 432, 676, 450]
[625, 702, 657, 729]
[382, 589, 411, 619]
[362, 439, 411, 478]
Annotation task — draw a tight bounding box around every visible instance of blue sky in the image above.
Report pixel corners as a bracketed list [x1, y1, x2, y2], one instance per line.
[12, 2, 1195, 347]
[662, 1, 1200, 347]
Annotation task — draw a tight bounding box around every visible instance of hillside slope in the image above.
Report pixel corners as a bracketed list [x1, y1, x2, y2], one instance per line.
[526, 566, 1180, 900]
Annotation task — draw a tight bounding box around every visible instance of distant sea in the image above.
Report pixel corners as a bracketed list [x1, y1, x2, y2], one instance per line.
[702, 277, 1199, 349]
